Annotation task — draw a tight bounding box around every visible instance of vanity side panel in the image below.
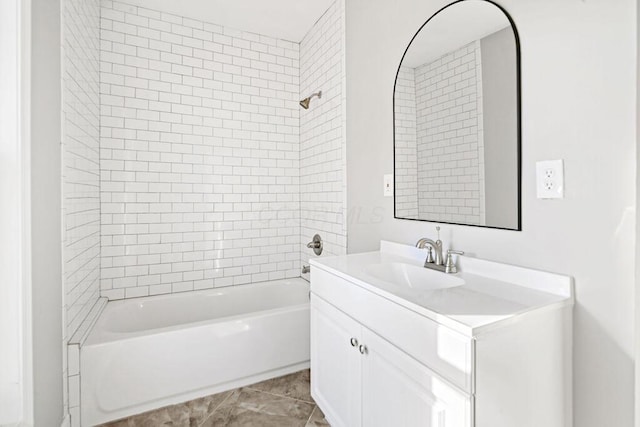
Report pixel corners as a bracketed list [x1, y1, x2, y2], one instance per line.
[474, 306, 572, 427]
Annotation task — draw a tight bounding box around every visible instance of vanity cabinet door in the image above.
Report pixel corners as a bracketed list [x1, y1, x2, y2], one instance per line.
[310, 295, 363, 427]
[361, 328, 472, 427]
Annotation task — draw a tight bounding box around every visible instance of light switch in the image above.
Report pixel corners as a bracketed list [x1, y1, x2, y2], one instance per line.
[536, 160, 564, 199]
[383, 174, 393, 197]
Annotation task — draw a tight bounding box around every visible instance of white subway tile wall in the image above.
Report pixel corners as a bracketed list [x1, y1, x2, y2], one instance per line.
[62, 0, 101, 423]
[299, 0, 346, 274]
[99, 1, 304, 299]
[414, 41, 485, 224]
[63, 0, 101, 342]
[394, 65, 419, 219]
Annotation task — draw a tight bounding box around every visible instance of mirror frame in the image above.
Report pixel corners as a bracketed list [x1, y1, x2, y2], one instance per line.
[393, 0, 522, 231]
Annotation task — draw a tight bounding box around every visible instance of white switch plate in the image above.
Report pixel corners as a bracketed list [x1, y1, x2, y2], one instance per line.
[536, 160, 564, 199]
[383, 174, 393, 197]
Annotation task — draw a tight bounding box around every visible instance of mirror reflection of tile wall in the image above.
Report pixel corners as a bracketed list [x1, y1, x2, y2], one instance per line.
[394, 1, 519, 230]
[396, 40, 485, 225]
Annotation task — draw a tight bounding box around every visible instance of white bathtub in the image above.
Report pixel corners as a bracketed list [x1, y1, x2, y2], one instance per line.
[81, 279, 310, 426]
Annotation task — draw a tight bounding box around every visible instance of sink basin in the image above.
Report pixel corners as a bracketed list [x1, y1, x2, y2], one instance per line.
[363, 262, 464, 290]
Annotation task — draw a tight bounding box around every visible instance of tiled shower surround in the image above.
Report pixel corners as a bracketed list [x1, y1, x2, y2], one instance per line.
[99, 0, 345, 299]
[63, 0, 101, 343]
[299, 0, 347, 275]
[62, 0, 101, 422]
[62, 0, 338, 423]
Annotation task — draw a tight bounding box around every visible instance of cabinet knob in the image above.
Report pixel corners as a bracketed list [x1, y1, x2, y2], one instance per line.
[359, 344, 368, 355]
[350, 337, 358, 347]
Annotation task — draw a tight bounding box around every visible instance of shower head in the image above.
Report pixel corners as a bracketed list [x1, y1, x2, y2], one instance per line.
[299, 90, 322, 109]
[299, 98, 311, 110]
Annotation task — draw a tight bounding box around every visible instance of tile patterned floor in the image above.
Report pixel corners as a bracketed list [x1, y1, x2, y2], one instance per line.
[101, 369, 329, 427]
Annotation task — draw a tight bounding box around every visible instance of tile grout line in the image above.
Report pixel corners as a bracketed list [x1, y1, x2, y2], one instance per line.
[305, 405, 319, 426]
[197, 390, 237, 427]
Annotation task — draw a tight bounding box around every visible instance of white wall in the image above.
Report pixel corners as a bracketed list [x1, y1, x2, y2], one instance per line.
[99, 1, 301, 299]
[0, 0, 23, 423]
[636, 2, 640, 425]
[346, 1, 636, 426]
[299, 0, 347, 275]
[31, 0, 64, 424]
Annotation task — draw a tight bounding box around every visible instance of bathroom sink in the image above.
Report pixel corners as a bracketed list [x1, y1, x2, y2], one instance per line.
[363, 262, 464, 291]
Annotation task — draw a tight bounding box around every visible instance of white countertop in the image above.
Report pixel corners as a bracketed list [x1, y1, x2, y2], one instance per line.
[310, 241, 574, 335]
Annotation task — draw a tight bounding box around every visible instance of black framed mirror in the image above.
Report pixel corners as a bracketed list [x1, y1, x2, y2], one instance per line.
[393, 0, 521, 230]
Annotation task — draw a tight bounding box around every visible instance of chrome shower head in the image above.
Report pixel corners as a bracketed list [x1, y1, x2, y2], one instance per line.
[299, 90, 322, 109]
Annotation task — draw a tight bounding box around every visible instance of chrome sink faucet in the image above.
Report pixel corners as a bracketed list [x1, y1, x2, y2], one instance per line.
[416, 227, 444, 266]
[416, 227, 464, 274]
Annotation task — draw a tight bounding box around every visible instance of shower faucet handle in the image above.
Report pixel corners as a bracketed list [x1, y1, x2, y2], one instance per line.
[306, 234, 323, 256]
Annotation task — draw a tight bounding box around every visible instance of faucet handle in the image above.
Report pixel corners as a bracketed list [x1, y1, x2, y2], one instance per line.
[445, 250, 464, 274]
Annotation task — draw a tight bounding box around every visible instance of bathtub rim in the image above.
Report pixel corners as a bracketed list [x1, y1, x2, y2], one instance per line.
[84, 277, 310, 346]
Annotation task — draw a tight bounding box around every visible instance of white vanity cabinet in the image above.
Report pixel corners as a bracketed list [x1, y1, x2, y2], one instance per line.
[311, 296, 470, 427]
[309, 241, 573, 427]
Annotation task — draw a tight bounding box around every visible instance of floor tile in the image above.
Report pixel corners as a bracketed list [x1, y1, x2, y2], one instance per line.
[246, 369, 313, 403]
[199, 388, 315, 427]
[101, 390, 232, 427]
[181, 392, 234, 424]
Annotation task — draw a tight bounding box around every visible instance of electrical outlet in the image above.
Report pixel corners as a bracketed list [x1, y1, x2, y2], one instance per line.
[536, 160, 564, 199]
[383, 174, 393, 197]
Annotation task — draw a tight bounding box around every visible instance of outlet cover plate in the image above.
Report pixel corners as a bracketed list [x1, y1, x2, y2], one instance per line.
[536, 160, 564, 199]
